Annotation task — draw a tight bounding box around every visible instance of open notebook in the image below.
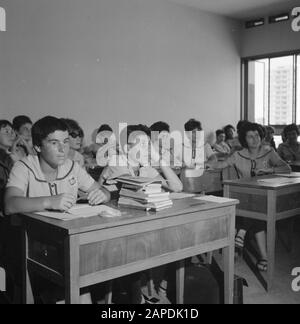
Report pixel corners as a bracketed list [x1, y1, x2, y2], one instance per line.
[36, 204, 122, 221]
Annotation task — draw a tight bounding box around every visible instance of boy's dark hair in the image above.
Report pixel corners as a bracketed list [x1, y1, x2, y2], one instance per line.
[119, 124, 151, 152]
[97, 124, 113, 134]
[283, 124, 300, 139]
[184, 119, 202, 132]
[216, 129, 225, 137]
[12, 115, 32, 131]
[61, 118, 84, 138]
[32, 116, 68, 147]
[0, 120, 13, 130]
[150, 122, 170, 134]
[238, 122, 265, 149]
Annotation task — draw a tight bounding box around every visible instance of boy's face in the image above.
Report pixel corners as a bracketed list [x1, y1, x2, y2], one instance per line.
[37, 131, 70, 168]
[0, 125, 15, 150]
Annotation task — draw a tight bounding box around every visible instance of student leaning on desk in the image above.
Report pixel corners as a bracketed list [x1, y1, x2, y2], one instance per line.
[4, 116, 110, 216]
[3, 116, 110, 304]
[208, 122, 291, 273]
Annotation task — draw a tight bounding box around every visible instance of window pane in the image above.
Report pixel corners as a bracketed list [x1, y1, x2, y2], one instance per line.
[248, 59, 269, 125]
[297, 55, 300, 125]
[269, 56, 294, 125]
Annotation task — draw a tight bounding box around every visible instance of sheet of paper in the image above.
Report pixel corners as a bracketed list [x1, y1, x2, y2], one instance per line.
[169, 192, 196, 200]
[68, 204, 122, 218]
[194, 195, 236, 204]
[36, 205, 122, 221]
[35, 211, 80, 221]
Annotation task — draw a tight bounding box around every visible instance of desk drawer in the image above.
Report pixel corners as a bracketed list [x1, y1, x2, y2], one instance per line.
[28, 239, 63, 274]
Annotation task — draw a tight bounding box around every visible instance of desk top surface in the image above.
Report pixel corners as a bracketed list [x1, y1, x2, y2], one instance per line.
[223, 174, 300, 190]
[18, 198, 238, 235]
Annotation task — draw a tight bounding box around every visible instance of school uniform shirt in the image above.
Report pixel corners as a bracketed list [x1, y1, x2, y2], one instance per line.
[6, 155, 95, 198]
[217, 146, 287, 179]
[277, 142, 300, 162]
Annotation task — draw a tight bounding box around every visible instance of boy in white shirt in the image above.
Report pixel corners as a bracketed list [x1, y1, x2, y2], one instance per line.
[5, 116, 110, 215]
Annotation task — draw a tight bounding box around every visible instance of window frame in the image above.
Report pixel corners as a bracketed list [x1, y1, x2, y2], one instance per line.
[242, 50, 300, 134]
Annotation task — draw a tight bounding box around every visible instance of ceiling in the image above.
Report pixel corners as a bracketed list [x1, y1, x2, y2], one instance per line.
[167, 0, 300, 20]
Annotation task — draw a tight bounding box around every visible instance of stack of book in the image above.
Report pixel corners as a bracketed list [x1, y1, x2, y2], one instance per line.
[116, 175, 173, 211]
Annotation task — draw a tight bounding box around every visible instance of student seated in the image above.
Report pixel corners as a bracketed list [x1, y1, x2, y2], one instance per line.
[223, 121, 246, 153]
[183, 119, 217, 170]
[0, 120, 29, 303]
[5, 116, 110, 215]
[12, 115, 35, 157]
[61, 118, 85, 168]
[150, 121, 181, 170]
[277, 124, 300, 163]
[0, 121, 16, 211]
[83, 124, 114, 169]
[4, 116, 110, 304]
[262, 126, 277, 151]
[100, 124, 183, 304]
[209, 122, 291, 272]
[101, 124, 183, 193]
[213, 129, 231, 160]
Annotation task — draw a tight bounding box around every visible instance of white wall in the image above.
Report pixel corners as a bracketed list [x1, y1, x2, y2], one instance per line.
[0, 0, 241, 142]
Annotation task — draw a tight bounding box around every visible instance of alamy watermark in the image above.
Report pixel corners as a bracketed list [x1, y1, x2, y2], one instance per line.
[291, 267, 300, 292]
[292, 7, 300, 32]
[0, 7, 6, 31]
[95, 123, 205, 168]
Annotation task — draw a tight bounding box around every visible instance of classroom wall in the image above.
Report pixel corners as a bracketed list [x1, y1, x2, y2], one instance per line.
[0, 0, 241, 143]
[242, 17, 300, 58]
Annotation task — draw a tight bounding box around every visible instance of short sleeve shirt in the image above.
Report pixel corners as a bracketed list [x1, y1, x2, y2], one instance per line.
[7, 155, 94, 198]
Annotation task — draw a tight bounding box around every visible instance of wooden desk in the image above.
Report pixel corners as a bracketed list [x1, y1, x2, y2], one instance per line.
[224, 176, 300, 290]
[181, 169, 223, 194]
[18, 198, 237, 304]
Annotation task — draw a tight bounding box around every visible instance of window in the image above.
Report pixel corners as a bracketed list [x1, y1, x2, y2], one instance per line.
[243, 54, 300, 128]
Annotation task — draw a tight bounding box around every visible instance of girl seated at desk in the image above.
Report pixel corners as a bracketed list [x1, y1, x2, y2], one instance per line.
[4, 116, 111, 304]
[100, 124, 183, 304]
[213, 129, 231, 160]
[182, 119, 217, 169]
[278, 124, 300, 163]
[209, 122, 291, 272]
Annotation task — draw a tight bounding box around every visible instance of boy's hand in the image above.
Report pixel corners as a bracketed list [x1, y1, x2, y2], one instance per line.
[49, 193, 76, 211]
[87, 188, 109, 206]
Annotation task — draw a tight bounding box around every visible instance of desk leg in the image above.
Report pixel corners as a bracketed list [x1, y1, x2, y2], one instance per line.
[176, 260, 185, 304]
[21, 229, 34, 304]
[65, 235, 80, 304]
[224, 209, 235, 304]
[267, 190, 276, 291]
